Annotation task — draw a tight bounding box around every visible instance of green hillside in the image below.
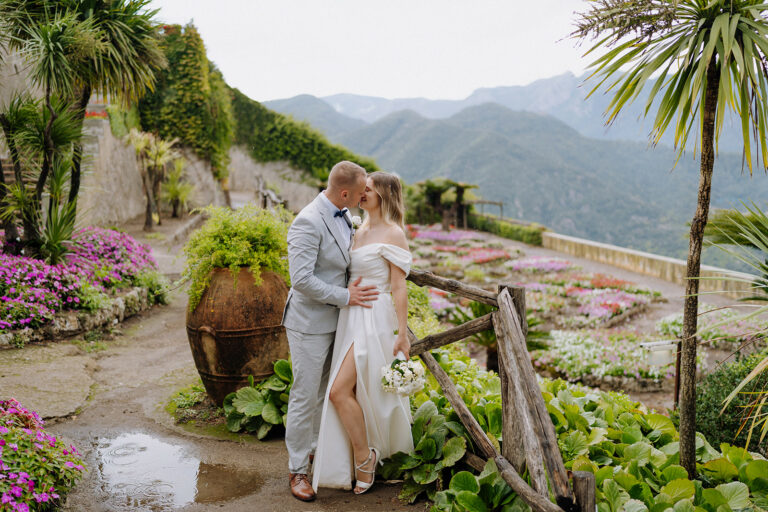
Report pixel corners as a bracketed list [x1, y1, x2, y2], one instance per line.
[264, 94, 366, 140]
[336, 103, 768, 267]
[230, 88, 380, 180]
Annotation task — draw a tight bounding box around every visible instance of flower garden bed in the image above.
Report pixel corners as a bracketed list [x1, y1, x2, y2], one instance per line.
[0, 227, 168, 348]
[532, 330, 673, 391]
[657, 305, 768, 350]
[1, 398, 85, 511]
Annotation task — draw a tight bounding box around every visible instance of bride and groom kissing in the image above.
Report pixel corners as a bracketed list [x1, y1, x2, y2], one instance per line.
[281, 161, 414, 501]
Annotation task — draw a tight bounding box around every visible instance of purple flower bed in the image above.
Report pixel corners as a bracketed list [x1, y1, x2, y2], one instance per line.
[0, 227, 158, 333]
[506, 256, 575, 273]
[0, 398, 85, 510]
[412, 228, 479, 242]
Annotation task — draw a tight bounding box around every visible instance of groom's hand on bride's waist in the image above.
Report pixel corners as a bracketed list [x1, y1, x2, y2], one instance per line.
[348, 277, 379, 308]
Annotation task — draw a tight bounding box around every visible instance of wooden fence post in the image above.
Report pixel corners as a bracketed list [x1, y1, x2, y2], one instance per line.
[572, 471, 596, 512]
[496, 288, 574, 509]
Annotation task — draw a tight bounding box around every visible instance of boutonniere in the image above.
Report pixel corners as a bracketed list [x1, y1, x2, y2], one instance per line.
[351, 216, 362, 230]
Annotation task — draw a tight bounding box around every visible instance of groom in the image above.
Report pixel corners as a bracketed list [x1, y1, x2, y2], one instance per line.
[282, 161, 379, 501]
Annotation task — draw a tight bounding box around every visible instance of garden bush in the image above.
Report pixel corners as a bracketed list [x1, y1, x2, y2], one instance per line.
[0, 398, 85, 511]
[468, 213, 546, 246]
[229, 87, 380, 181]
[697, 351, 768, 454]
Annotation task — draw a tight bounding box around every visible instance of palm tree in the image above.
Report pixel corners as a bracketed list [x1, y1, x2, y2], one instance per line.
[573, 0, 768, 475]
[705, 203, 768, 449]
[0, 0, 166, 209]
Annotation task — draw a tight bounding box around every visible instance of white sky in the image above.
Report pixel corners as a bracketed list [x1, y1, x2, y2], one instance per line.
[149, 0, 596, 102]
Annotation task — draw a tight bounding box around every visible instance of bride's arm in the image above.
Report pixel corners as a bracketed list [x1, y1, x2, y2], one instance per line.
[390, 262, 410, 359]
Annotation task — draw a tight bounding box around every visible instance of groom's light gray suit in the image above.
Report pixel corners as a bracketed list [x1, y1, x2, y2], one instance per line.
[282, 192, 352, 474]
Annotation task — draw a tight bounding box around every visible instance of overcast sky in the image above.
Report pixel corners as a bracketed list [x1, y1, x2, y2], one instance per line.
[149, 1, 595, 102]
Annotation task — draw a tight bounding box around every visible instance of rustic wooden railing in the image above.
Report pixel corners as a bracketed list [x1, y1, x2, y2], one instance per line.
[405, 268, 595, 512]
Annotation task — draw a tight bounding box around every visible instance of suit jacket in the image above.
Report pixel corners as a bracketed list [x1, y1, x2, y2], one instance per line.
[282, 193, 352, 334]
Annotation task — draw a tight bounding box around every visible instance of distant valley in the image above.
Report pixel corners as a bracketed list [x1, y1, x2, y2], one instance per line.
[265, 79, 768, 269]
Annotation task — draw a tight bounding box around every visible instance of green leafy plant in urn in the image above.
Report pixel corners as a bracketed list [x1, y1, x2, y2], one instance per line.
[183, 204, 293, 406]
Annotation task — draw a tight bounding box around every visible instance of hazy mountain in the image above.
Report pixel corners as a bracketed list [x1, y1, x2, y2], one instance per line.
[263, 94, 366, 140]
[317, 72, 746, 153]
[335, 103, 768, 265]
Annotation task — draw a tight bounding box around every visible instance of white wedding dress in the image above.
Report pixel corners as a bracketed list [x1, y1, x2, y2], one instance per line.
[312, 243, 415, 491]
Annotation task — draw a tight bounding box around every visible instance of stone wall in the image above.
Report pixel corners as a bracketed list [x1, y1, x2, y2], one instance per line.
[542, 231, 753, 299]
[77, 118, 227, 227]
[77, 118, 146, 227]
[228, 146, 317, 212]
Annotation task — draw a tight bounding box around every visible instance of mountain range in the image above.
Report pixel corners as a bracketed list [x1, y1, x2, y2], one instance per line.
[264, 78, 768, 268]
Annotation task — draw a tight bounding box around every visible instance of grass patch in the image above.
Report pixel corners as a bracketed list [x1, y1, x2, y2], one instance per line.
[166, 381, 224, 426]
[144, 232, 166, 241]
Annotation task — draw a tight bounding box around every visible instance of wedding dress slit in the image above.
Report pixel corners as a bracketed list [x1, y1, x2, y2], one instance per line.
[312, 243, 414, 491]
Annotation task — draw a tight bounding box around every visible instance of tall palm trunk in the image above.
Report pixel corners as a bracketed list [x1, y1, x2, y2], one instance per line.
[679, 60, 720, 477]
[68, 84, 91, 209]
[0, 156, 20, 246]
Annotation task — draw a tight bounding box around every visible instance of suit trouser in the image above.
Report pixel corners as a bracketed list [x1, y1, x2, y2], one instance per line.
[285, 327, 334, 474]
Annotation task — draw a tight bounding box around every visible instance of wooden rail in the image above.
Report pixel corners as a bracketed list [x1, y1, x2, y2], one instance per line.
[405, 270, 594, 512]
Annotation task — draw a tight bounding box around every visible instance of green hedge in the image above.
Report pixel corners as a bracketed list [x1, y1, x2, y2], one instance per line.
[697, 351, 768, 454]
[468, 213, 546, 246]
[139, 24, 234, 179]
[229, 87, 380, 181]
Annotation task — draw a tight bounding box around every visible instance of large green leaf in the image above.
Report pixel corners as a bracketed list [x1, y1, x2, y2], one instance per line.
[441, 436, 466, 468]
[715, 481, 751, 510]
[603, 479, 629, 512]
[701, 458, 739, 483]
[232, 387, 266, 417]
[256, 421, 272, 440]
[416, 436, 437, 460]
[455, 491, 489, 512]
[261, 402, 282, 425]
[745, 460, 768, 484]
[660, 479, 695, 503]
[226, 412, 244, 432]
[662, 465, 689, 484]
[623, 499, 649, 512]
[261, 374, 287, 391]
[273, 359, 292, 383]
[414, 400, 438, 424]
[561, 430, 589, 459]
[450, 471, 480, 493]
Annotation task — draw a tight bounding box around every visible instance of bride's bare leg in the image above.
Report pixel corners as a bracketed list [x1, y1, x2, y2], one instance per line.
[329, 346, 376, 489]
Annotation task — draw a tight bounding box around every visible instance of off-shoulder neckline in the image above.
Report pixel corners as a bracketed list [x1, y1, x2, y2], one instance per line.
[350, 242, 409, 253]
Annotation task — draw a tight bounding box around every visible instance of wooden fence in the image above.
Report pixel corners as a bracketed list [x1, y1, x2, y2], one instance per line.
[405, 268, 595, 512]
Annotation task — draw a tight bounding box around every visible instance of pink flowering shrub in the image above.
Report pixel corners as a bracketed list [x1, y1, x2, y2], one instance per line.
[0, 399, 84, 511]
[0, 228, 160, 333]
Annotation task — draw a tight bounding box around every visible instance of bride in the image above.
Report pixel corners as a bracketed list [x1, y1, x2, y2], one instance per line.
[311, 171, 414, 494]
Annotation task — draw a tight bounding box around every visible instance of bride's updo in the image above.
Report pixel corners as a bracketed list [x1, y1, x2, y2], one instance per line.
[368, 172, 405, 229]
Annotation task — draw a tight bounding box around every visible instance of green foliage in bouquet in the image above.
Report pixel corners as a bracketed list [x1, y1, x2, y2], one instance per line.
[182, 204, 292, 311]
[223, 359, 293, 439]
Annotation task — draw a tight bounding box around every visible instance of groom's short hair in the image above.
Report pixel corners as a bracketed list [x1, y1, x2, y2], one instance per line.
[328, 161, 367, 191]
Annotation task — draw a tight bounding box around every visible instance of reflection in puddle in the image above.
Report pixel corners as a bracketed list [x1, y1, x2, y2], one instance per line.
[96, 432, 262, 510]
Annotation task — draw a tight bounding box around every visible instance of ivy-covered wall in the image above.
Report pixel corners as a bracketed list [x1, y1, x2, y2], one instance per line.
[230, 87, 380, 181]
[139, 24, 234, 179]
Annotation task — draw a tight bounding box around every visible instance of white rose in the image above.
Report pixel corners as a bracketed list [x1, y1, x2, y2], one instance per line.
[351, 215, 362, 229]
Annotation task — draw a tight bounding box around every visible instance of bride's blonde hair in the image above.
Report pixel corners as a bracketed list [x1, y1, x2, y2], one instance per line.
[362, 172, 405, 229]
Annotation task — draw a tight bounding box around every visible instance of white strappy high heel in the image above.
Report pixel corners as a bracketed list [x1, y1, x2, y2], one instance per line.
[353, 447, 380, 494]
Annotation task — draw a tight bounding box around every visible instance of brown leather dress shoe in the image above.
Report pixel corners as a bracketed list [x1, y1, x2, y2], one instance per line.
[289, 473, 315, 502]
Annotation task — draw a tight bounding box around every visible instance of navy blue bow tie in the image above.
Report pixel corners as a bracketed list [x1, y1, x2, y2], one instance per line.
[333, 208, 348, 218]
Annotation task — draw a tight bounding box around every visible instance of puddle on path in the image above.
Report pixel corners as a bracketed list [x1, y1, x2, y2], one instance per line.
[95, 432, 262, 510]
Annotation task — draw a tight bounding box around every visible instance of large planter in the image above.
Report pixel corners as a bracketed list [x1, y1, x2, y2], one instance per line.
[186, 267, 289, 405]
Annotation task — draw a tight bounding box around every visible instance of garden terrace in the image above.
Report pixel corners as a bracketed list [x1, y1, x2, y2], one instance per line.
[404, 267, 594, 511]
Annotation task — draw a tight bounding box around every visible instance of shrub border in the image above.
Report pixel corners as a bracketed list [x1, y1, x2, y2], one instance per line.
[467, 213, 546, 246]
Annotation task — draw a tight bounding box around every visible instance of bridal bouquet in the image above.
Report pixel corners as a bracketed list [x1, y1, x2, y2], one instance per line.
[381, 355, 426, 395]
